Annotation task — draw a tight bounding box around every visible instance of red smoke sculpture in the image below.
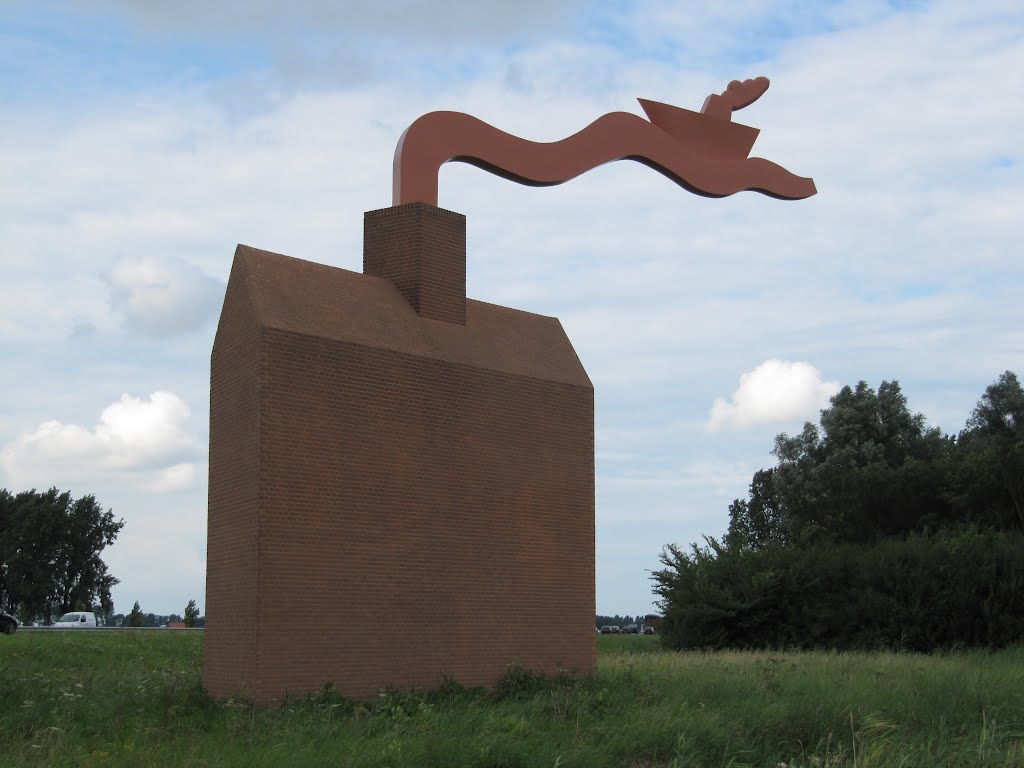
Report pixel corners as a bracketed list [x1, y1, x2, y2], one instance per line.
[394, 77, 816, 206]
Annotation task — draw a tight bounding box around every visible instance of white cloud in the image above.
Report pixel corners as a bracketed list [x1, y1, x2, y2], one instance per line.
[143, 462, 198, 493]
[0, 391, 203, 491]
[707, 360, 839, 431]
[104, 254, 223, 336]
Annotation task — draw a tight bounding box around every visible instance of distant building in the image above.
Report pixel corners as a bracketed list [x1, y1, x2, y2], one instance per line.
[643, 614, 663, 632]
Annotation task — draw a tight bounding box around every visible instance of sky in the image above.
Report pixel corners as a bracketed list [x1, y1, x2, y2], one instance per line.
[1, 0, 1021, 618]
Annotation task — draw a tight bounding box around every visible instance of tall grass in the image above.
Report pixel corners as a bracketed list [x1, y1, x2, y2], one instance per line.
[1, 632, 1022, 767]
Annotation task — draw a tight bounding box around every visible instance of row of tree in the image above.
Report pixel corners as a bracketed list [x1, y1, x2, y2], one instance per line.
[654, 371, 1024, 652]
[0, 487, 123, 623]
[0, 487, 202, 627]
[595, 614, 650, 628]
[114, 599, 202, 627]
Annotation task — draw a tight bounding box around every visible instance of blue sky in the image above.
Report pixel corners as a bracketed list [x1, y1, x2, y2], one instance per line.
[1, 0, 1021, 617]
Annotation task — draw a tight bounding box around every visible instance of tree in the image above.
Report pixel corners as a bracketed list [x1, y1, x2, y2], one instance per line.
[0, 488, 124, 622]
[184, 599, 199, 628]
[967, 371, 1024, 439]
[725, 380, 955, 549]
[663, 372, 1024, 652]
[724, 468, 790, 551]
[956, 371, 1024, 529]
[125, 601, 145, 627]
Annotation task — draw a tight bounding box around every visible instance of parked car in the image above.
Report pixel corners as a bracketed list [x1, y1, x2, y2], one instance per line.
[642, 626, 655, 635]
[0, 611, 17, 635]
[599, 625, 613, 634]
[623, 624, 639, 634]
[54, 611, 98, 628]
[610, 625, 621, 634]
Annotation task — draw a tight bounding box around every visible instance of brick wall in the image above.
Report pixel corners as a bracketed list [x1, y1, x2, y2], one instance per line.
[204, 257, 261, 699]
[205, 207, 595, 703]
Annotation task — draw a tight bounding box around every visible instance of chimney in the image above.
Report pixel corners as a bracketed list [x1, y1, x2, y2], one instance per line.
[363, 203, 466, 325]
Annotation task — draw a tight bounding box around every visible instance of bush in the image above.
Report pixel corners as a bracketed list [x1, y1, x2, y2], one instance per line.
[654, 526, 1024, 652]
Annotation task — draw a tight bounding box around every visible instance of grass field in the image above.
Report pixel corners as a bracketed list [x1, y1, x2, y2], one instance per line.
[1, 631, 1023, 767]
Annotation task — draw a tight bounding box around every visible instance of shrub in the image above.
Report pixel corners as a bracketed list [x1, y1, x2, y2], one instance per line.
[654, 526, 1024, 652]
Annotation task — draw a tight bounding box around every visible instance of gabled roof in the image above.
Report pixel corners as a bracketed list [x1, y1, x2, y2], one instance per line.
[222, 245, 592, 389]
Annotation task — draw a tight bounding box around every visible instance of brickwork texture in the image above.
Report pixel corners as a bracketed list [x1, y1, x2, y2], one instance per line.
[205, 203, 595, 703]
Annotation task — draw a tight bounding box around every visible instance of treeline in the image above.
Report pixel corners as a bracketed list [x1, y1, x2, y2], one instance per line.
[654, 371, 1024, 652]
[106, 611, 184, 628]
[111, 599, 203, 628]
[595, 614, 650, 628]
[0, 487, 123, 624]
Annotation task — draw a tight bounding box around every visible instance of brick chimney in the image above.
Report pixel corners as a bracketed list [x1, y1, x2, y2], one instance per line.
[363, 203, 466, 325]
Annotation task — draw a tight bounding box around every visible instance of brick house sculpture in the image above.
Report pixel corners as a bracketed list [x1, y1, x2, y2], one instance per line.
[205, 78, 814, 702]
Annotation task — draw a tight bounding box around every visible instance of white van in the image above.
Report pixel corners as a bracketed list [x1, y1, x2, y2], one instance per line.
[54, 611, 98, 628]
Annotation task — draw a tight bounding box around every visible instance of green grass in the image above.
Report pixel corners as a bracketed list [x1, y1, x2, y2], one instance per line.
[1, 632, 1023, 767]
